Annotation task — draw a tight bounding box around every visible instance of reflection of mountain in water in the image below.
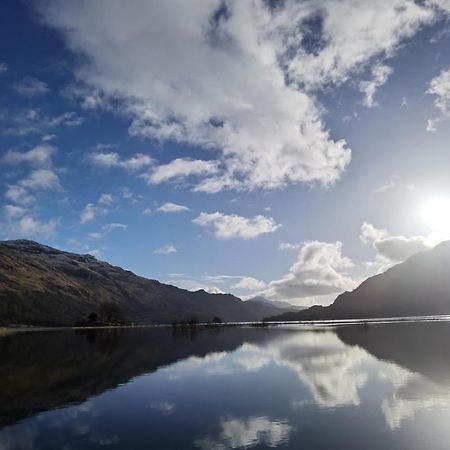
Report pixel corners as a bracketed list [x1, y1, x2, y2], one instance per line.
[0, 327, 290, 428]
[337, 321, 450, 384]
[337, 321, 450, 428]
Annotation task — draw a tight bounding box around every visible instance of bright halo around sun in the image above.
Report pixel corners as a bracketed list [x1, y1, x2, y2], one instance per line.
[421, 197, 450, 233]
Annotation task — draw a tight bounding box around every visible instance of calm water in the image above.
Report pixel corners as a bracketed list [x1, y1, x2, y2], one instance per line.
[2, 322, 450, 449]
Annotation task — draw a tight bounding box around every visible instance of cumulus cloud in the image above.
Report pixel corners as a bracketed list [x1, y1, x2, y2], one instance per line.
[157, 202, 190, 213]
[89, 152, 154, 171]
[13, 77, 50, 97]
[2, 144, 61, 205]
[263, 241, 355, 304]
[79, 193, 116, 225]
[3, 204, 27, 219]
[98, 193, 115, 205]
[143, 158, 219, 186]
[360, 222, 434, 268]
[20, 169, 60, 190]
[359, 64, 393, 108]
[6, 215, 58, 238]
[3, 144, 56, 167]
[154, 244, 177, 255]
[231, 276, 266, 290]
[79, 203, 98, 225]
[427, 66, 450, 130]
[195, 416, 292, 450]
[34, 0, 447, 191]
[193, 212, 280, 239]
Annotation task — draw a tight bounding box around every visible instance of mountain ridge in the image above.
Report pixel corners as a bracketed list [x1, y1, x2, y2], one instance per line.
[0, 240, 284, 326]
[269, 240, 450, 321]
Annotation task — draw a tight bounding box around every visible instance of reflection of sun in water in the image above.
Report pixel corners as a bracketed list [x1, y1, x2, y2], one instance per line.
[421, 198, 450, 233]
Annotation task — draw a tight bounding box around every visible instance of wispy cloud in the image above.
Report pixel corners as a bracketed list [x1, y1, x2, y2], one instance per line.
[13, 77, 50, 97]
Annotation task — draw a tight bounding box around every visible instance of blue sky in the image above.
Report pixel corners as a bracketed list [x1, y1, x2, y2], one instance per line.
[2, 0, 450, 306]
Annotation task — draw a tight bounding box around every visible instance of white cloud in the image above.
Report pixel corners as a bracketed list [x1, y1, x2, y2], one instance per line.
[157, 202, 190, 213]
[5, 185, 35, 205]
[89, 152, 154, 171]
[20, 169, 60, 190]
[143, 158, 219, 185]
[263, 241, 355, 304]
[80, 203, 97, 224]
[359, 64, 393, 108]
[360, 222, 435, 268]
[2, 144, 61, 208]
[195, 416, 292, 450]
[13, 77, 50, 97]
[3, 204, 27, 219]
[98, 193, 114, 205]
[3, 144, 56, 167]
[278, 242, 302, 251]
[154, 244, 177, 255]
[9, 215, 58, 238]
[374, 181, 397, 194]
[79, 194, 117, 225]
[1, 109, 83, 136]
[0, 63, 8, 74]
[102, 222, 127, 232]
[88, 232, 102, 241]
[231, 276, 266, 290]
[36, 0, 449, 192]
[427, 66, 450, 130]
[193, 212, 280, 239]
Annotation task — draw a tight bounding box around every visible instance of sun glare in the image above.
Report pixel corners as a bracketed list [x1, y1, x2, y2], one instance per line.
[421, 198, 450, 232]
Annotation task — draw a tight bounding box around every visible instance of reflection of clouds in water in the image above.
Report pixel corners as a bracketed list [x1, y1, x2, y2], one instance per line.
[275, 333, 371, 408]
[150, 400, 175, 414]
[381, 371, 450, 429]
[0, 399, 119, 449]
[0, 423, 39, 450]
[195, 416, 292, 450]
[161, 332, 377, 408]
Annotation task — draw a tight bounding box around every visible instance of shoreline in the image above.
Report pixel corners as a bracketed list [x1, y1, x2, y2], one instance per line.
[3, 314, 450, 334]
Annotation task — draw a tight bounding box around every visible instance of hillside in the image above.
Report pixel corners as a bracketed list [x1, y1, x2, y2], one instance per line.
[269, 241, 450, 321]
[0, 240, 283, 326]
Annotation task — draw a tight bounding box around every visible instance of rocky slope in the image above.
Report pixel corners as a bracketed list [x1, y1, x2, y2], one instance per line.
[0, 240, 282, 326]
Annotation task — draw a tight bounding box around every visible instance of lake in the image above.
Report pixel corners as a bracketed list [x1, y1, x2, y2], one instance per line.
[2, 321, 450, 449]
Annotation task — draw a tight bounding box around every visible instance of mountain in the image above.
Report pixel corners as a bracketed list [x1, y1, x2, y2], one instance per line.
[246, 296, 305, 312]
[0, 240, 281, 326]
[269, 241, 450, 321]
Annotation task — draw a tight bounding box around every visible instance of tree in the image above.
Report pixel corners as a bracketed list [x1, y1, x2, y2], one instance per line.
[87, 312, 98, 324]
[212, 316, 222, 324]
[98, 302, 125, 324]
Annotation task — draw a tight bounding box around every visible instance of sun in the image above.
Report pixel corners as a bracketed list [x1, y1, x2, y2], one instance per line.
[421, 197, 450, 232]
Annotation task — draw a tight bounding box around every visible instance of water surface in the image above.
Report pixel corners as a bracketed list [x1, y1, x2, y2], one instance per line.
[2, 322, 450, 449]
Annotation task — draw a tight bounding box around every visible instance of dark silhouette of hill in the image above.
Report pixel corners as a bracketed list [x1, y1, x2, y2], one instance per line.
[0, 240, 283, 326]
[269, 241, 450, 321]
[0, 327, 292, 428]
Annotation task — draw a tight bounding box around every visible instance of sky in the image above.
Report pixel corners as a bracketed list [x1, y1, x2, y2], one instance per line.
[2, 0, 450, 306]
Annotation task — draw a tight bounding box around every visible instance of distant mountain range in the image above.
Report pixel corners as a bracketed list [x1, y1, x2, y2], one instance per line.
[0, 240, 296, 326]
[269, 241, 450, 321]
